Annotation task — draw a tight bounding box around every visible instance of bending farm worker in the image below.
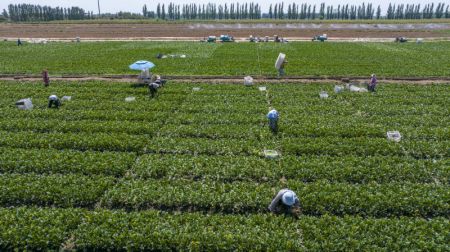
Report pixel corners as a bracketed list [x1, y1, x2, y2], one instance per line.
[268, 189, 301, 218]
[48, 95, 61, 109]
[267, 108, 279, 133]
[153, 75, 167, 87]
[148, 82, 160, 98]
[42, 69, 50, 87]
[368, 74, 377, 92]
[17, 38, 22, 46]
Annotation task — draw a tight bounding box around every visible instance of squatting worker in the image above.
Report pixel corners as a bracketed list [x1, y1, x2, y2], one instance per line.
[368, 73, 377, 92]
[48, 95, 61, 108]
[42, 69, 50, 87]
[267, 108, 279, 133]
[153, 75, 167, 87]
[148, 82, 160, 98]
[268, 189, 301, 218]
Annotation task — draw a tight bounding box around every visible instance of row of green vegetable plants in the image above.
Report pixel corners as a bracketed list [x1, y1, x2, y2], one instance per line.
[1, 129, 446, 158]
[280, 123, 449, 140]
[282, 136, 449, 159]
[281, 114, 448, 128]
[0, 174, 115, 207]
[131, 154, 448, 184]
[0, 147, 135, 176]
[101, 178, 449, 218]
[0, 106, 446, 141]
[0, 108, 172, 122]
[1, 173, 446, 217]
[0, 130, 151, 152]
[0, 118, 164, 136]
[3, 207, 446, 251]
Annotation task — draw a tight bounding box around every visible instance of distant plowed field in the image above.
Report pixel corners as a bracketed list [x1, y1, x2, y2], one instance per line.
[1, 23, 449, 38]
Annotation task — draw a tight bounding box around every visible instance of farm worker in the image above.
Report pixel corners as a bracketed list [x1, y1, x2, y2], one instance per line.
[48, 95, 61, 109]
[268, 189, 301, 218]
[368, 73, 377, 92]
[278, 58, 288, 77]
[140, 69, 151, 84]
[153, 75, 167, 87]
[17, 38, 22, 46]
[267, 108, 279, 133]
[42, 69, 50, 87]
[274, 35, 281, 43]
[148, 82, 160, 98]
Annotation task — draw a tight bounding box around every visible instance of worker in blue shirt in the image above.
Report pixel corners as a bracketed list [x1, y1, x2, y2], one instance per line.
[267, 108, 279, 133]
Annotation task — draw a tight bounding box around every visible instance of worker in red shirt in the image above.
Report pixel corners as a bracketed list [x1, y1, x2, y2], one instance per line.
[42, 69, 50, 87]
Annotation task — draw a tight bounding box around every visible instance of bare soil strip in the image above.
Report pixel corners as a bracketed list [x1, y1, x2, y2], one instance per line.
[1, 74, 449, 85]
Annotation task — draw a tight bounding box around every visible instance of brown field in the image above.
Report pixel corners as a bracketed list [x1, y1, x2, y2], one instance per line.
[1, 23, 449, 39]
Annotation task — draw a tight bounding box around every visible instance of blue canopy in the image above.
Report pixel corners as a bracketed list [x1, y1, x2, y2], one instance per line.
[129, 60, 155, 70]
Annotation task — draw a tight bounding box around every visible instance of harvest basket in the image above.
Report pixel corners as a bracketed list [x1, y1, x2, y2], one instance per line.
[387, 131, 402, 142]
[62, 96, 72, 101]
[264, 150, 279, 159]
[15, 98, 33, 110]
[319, 91, 329, 99]
[244, 76, 253, 86]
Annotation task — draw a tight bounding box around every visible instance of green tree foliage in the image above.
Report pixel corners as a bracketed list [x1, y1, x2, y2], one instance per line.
[6, 3, 86, 22]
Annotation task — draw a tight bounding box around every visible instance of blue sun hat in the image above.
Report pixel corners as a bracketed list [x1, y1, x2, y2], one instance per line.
[282, 191, 297, 206]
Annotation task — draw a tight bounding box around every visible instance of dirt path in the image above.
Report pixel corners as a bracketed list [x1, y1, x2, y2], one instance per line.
[2, 74, 449, 84]
[2, 36, 450, 43]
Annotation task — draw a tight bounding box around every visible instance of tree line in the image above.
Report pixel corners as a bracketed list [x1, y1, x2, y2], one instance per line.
[145, 2, 449, 20]
[1, 2, 449, 21]
[143, 3, 262, 20]
[4, 4, 93, 22]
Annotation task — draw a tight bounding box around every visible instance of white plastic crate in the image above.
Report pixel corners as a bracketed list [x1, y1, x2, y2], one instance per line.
[244, 76, 253, 86]
[350, 85, 368, 93]
[125, 97, 136, 102]
[387, 131, 402, 142]
[61, 96, 72, 101]
[264, 150, 279, 159]
[193, 87, 201, 91]
[15, 98, 33, 110]
[334, 85, 344, 93]
[258, 86, 267, 91]
[319, 91, 329, 99]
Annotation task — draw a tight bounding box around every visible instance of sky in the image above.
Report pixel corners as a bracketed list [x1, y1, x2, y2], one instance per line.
[0, 0, 441, 15]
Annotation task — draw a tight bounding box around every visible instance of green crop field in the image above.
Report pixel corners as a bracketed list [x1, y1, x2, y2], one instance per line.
[1, 41, 450, 77]
[0, 80, 448, 250]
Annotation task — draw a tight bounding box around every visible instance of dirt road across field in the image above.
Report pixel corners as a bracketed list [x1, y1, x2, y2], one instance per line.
[1, 23, 449, 40]
[1, 74, 449, 85]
